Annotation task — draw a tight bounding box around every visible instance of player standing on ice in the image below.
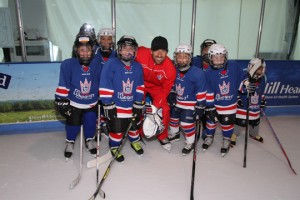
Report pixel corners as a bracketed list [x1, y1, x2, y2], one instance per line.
[231, 58, 267, 145]
[202, 44, 244, 156]
[167, 44, 207, 155]
[135, 36, 176, 151]
[99, 35, 145, 163]
[54, 32, 101, 160]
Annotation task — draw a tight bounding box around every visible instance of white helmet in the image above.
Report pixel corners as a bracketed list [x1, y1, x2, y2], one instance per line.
[98, 28, 115, 37]
[247, 58, 266, 81]
[208, 44, 228, 69]
[173, 43, 193, 72]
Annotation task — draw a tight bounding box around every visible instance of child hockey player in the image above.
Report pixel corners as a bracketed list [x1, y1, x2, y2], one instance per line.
[203, 44, 244, 156]
[54, 31, 101, 160]
[167, 43, 207, 155]
[99, 35, 145, 163]
[231, 58, 267, 145]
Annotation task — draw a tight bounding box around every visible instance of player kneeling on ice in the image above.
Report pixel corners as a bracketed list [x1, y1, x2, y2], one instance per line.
[99, 35, 145, 163]
[231, 58, 267, 146]
[166, 43, 207, 155]
[203, 44, 244, 157]
[54, 29, 102, 160]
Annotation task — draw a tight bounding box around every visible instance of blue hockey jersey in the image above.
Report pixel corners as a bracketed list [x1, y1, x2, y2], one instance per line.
[94, 47, 117, 66]
[205, 60, 244, 115]
[55, 57, 102, 109]
[99, 58, 145, 118]
[236, 76, 266, 120]
[172, 66, 207, 110]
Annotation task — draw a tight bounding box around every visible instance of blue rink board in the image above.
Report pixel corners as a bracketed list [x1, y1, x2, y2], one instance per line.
[0, 106, 299, 135]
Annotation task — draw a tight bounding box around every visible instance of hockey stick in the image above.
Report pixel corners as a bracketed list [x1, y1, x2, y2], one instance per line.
[70, 125, 84, 189]
[87, 151, 112, 168]
[96, 104, 101, 185]
[190, 116, 201, 200]
[88, 117, 136, 200]
[243, 94, 251, 168]
[261, 109, 297, 175]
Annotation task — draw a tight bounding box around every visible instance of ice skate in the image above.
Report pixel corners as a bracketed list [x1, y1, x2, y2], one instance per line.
[130, 141, 144, 156]
[182, 143, 194, 156]
[110, 147, 125, 163]
[85, 139, 97, 156]
[221, 137, 231, 157]
[230, 133, 237, 147]
[168, 132, 180, 142]
[250, 135, 264, 143]
[64, 142, 74, 161]
[159, 138, 172, 152]
[202, 135, 213, 151]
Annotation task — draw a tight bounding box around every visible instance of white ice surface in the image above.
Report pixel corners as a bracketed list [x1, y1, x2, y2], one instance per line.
[1, 115, 300, 200]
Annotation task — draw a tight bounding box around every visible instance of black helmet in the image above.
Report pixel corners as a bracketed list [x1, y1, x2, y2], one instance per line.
[74, 34, 95, 65]
[117, 35, 138, 62]
[78, 23, 96, 43]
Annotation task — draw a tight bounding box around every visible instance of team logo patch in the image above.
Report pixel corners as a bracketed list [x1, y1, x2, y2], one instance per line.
[175, 83, 185, 96]
[219, 81, 230, 95]
[122, 78, 133, 95]
[80, 78, 91, 95]
[251, 92, 259, 105]
[157, 74, 163, 80]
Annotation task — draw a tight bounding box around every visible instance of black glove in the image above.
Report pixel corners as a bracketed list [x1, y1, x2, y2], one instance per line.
[260, 97, 267, 109]
[194, 103, 205, 120]
[54, 98, 72, 117]
[132, 101, 145, 118]
[237, 96, 243, 108]
[244, 80, 256, 95]
[103, 103, 117, 120]
[205, 106, 218, 123]
[167, 91, 177, 107]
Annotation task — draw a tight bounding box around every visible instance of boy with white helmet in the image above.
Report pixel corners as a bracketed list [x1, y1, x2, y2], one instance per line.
[94, 28, 117, 63]
[167, 43, 207, 155]
[231, 58, 267, 145]
[203, 44, 244, 156]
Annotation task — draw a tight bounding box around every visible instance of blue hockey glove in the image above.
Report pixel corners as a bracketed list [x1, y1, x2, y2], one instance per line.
[194, 103, 205, 120]
[237, 96, 243, 108]
[103, 103, 117, 120]
[261, 97, 267, 109]
[244, 80, 256, 95]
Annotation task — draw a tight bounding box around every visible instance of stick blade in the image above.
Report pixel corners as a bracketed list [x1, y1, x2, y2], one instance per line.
[70, 175, 81, 189]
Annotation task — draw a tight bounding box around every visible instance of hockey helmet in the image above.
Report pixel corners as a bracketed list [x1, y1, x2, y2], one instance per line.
[173, 43, 193, 72]
[74, 34, 95, 65]
[200, 39, 217, 63]
[208, 44, 228, 70]
[247, 58, 266, 81]
[97, 28, 115, 52]
[78, 23, 96, 43]
[117, 35, 138, 62]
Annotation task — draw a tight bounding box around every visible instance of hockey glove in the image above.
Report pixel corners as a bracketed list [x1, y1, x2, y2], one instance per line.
[103, 103, 117, 120]
[237, 96, 243, 108]
[194, 103, 205, 120]
[54, 98, 72, 118]
[132, 101, 145, 119]
[260, 97, 267, 109]
[244, 80, 256, 95]
[205, 106, 219, 123]
[167, 91, 177, 107]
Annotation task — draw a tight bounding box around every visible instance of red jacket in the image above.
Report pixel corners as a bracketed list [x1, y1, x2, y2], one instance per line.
[136, 46, 176, 99]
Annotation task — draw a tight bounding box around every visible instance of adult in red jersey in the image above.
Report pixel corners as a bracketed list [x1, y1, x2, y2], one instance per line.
[136, 36, 176, 151]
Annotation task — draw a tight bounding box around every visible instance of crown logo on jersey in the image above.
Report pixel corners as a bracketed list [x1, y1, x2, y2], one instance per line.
[80, 78, 91, 95]
[176, 83, 185, 96]
[122, 78, 133, 95]
[250, 92, 259, 105]
[219, 81, 230, 95]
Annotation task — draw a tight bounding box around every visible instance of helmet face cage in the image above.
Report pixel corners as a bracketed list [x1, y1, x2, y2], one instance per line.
[74, 35, 95, 65]
[208, 44, 228, 70]
[247, 58, 266, 81]
[173, 44, 192, 71]
[97, 28, 115, 51]
[117, 35, 138, 62]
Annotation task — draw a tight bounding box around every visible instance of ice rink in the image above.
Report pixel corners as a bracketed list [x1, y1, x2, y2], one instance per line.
[1, 115, 300, 200]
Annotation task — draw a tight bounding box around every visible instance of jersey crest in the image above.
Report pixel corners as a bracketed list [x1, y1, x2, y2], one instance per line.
[175, 83, 185, 96]
[122, 78, 134, 95]
[157, 74, 163, 80]
[251, 92, 259, 105]
[219, 81, 230, 95]
[80, 78, 91, 95]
